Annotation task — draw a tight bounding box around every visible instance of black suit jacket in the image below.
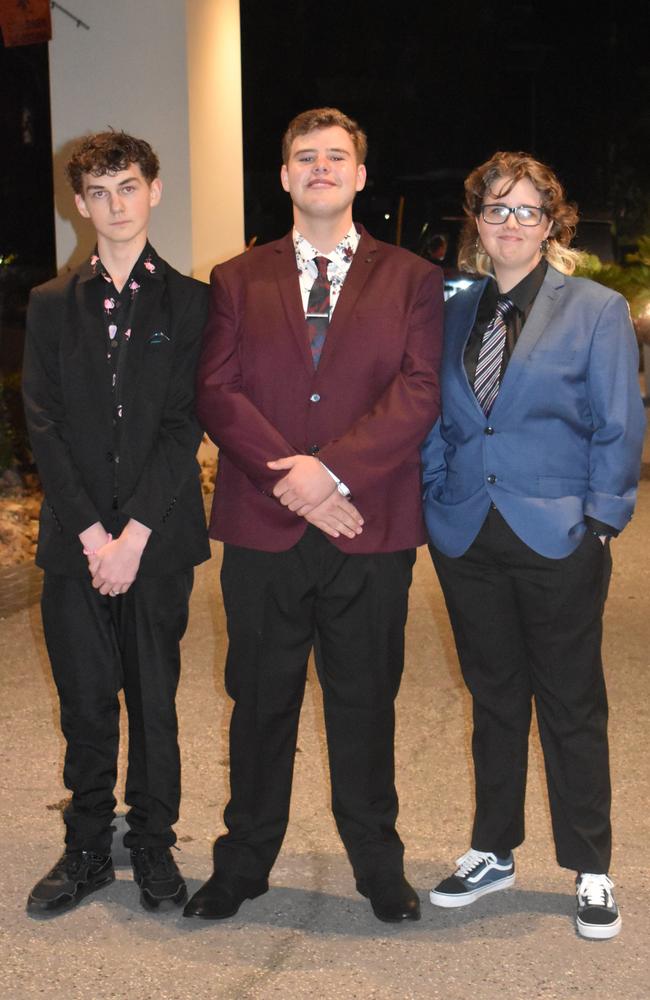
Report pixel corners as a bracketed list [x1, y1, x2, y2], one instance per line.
[23, 253, 211, 577]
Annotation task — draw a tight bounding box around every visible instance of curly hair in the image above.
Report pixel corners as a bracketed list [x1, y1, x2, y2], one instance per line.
[281, 108, 367, 165]
[457, 151, 582, 276]
[66, 131, 160, 194]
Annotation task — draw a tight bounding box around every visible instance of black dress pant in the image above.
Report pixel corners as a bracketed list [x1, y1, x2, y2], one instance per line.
[213, 526, 415, 881]
[430, 506, 613, 874]
[41, 569, 193, 854]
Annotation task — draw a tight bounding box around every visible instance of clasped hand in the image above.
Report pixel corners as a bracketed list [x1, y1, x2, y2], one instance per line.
[79, 520, 151, 596]
[267, 455, 364, 539]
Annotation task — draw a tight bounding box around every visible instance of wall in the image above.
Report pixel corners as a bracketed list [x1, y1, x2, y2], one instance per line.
[48, 0, 244, 278]
[186, 0, 245, 279]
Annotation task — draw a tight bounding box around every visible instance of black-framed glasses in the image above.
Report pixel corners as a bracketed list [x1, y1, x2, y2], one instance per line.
[480, 204, 547, 226]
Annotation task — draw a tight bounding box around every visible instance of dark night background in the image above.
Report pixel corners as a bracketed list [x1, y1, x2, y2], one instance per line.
[1, 0, 650, 373]
[240, 0, 650, 250]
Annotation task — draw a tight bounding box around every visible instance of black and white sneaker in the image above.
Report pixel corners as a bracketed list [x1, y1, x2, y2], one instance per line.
[576, 873, 622, 940]
[429, 848, 515, 907]
[27, 851, 114, 914]
[130, 847, 187, 909]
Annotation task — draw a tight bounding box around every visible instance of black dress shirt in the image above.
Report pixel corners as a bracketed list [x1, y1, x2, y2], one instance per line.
[464, 259, 547, 388]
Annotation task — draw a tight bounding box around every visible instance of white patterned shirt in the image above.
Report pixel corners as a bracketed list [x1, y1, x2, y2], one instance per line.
[293, 225, 360, 317]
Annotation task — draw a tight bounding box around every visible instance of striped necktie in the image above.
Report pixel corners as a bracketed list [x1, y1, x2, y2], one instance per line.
[474, 297, 512, 415]
[305, 256, 331, 368]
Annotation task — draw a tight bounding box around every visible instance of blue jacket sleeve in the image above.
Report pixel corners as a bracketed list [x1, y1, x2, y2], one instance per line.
[584, 293, 645, 530]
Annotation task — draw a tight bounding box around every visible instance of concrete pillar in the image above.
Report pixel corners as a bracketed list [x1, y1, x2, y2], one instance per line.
[48, 0, 244, 279]
[186, 0, 245, 280]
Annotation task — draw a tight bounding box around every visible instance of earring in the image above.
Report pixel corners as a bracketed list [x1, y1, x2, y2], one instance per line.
[475, 237, 486, 254]
[540, 238, 549, 254]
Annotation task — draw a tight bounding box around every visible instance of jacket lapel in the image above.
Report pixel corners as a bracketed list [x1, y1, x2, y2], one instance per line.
[315, 227, 377, 374]
[449, 279, 487, 412]
[273, 234, 315, 376]
[120, 266, 170, 415]
[491, 265, 565, 414]
[75, 276, 114, 419]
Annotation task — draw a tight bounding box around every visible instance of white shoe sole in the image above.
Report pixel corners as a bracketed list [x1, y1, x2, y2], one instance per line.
[576, 913, 622, 940]
[429, 873, 515, 908]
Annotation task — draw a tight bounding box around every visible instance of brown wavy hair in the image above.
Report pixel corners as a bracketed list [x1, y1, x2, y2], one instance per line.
[66, 130, 160, 194]
[457, 151, 582, 276]
[282, 108, 367, 165]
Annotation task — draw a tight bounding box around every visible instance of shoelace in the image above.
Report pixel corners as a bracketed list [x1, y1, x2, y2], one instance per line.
[577, 873, 614, 906]
[455, 849, 496, 877]
[136, 848, 175, 879]
[55, 851, 97, 877]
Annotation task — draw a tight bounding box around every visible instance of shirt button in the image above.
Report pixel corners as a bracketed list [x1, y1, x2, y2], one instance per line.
[310, 393, 321, 403]
[484, 426, 494, 435]
[487, 474, 497, 484]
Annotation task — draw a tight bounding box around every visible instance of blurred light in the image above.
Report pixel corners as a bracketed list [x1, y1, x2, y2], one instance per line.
[384, 213, 390, 220]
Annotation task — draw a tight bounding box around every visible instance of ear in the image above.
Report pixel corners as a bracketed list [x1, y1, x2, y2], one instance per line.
[280, 164, 290, 193]
[75, 192, 91, 219]
[149, 178, 162, 207]
[355, 163, 367, 193]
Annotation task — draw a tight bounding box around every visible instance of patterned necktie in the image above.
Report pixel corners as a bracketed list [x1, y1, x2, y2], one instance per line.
[474, 297, 512, 415]
[305, 256, 331, 368]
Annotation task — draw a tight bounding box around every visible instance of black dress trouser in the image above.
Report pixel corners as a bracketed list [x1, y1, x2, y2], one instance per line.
[430, 505, 613, 874]
[41, 569, 193, 854]
[213, 526, 416, 882]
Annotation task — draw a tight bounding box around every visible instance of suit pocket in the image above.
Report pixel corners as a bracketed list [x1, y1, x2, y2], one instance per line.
[536, 475, 587, 497]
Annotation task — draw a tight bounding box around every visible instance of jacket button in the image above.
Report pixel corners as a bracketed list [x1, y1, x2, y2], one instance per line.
[484, 426, 494, 435]
[310, 393, 321, 403]
[106, 451, 114, 462]
[487, 474, 497, 484]
[308, 444, 320, 455]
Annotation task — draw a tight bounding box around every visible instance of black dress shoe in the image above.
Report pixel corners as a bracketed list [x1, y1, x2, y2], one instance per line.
[183, 871, 269, 919]
[27, 851, 114, 915]
[130, 847, 187, 909]
[356, 872, 421, 923]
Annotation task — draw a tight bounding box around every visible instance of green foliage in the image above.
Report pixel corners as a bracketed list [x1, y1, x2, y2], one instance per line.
[574, 244, 650, 331]
[626, 236, 650, 267]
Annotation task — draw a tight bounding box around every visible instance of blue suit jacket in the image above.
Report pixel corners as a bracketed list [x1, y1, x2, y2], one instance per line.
[422, 265, 646, 558]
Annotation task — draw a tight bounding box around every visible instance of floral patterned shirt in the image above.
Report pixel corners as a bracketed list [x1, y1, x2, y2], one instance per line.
[88, 241, 161, 501]
[293, 225, 360, 317]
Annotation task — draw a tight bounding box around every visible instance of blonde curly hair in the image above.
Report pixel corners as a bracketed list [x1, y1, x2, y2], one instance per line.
[458, 151, 583, 276]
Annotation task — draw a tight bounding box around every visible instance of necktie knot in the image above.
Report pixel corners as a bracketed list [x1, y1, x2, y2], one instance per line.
[495, 297, 513, 320]
[314, 256, 330, 280]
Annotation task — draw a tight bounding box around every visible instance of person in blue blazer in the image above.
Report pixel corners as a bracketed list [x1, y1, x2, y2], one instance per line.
[421, 151, 645, 940]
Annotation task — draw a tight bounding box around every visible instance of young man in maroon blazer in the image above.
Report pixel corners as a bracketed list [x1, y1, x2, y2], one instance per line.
[185, 108, 443, 923]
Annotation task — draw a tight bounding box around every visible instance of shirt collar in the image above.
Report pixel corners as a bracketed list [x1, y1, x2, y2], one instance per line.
[292, 225, 360, 273]
[482, 258, 548, 314]
[79, 240, 165, 286]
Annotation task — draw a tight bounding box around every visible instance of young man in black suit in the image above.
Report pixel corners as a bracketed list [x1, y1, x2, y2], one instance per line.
[23, 131, 210, 914]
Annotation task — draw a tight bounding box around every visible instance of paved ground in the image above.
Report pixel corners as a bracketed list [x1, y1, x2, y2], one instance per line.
[1, 463, 648, 999]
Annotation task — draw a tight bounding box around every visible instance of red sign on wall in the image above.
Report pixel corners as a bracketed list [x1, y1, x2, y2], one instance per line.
[0, 0, 52, 47]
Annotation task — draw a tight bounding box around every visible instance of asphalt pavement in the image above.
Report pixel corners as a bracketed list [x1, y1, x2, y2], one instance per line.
[1, 459, 648, 1000]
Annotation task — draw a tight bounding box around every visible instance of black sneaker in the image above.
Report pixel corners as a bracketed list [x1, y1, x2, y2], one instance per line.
[429, 849, 515, 908]
[130, 847, 187, 909]
[27, 851, 114, 914]
[576, 873, 622, 940]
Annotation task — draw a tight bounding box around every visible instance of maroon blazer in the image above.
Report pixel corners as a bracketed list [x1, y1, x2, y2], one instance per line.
[196, 226, 443, 553]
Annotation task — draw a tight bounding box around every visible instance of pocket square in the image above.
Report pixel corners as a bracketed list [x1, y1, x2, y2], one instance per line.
[148, 331, 170, 344]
